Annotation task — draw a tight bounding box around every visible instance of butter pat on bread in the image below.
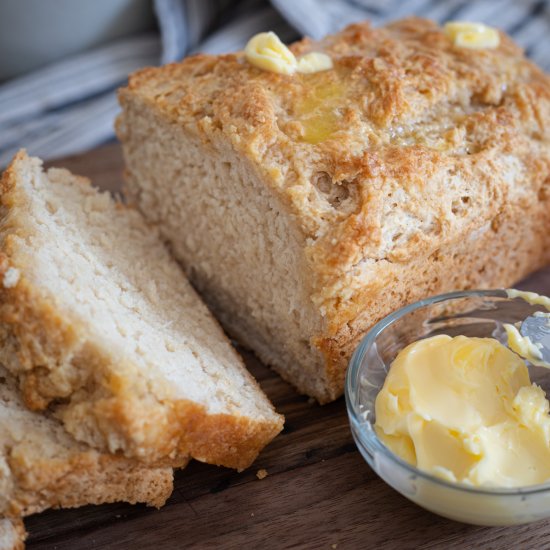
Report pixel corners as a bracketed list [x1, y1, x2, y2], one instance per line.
[444, 21, 500, 49]
[245, 32, 297, 75]
[245, 31, 332, 74]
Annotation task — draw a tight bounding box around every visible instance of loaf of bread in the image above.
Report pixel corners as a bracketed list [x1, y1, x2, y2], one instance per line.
[0, 518, 25, 550]
[0, 151, 283, 469]
[118, 17, 550, 402]
[0, 364, 173, 536]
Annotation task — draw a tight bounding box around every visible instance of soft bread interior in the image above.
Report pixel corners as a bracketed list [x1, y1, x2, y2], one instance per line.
[118, 104, 329, 399]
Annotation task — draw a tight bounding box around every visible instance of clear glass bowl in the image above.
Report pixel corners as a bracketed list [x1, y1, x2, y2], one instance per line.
[345, 289, 550, 526]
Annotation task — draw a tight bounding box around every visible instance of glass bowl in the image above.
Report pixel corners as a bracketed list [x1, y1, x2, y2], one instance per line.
[345, 289, 550, 526]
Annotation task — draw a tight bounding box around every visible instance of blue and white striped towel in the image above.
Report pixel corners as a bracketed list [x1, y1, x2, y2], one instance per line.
[1, 0, 549, 167]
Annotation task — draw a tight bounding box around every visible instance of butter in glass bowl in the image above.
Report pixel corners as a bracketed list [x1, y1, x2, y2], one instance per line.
[346, 289, 550, 526]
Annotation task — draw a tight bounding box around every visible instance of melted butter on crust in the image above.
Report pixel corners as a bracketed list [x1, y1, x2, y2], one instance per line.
[294, 74, 346, 144]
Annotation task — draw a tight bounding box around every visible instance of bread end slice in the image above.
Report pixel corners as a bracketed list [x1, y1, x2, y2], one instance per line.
[0, 364, 174, 518]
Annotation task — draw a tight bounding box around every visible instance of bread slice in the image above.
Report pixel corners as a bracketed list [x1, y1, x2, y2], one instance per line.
[0, 364, 173, 520]
[0, 518, 26, 550]
[0, 363, 173, 550]
[0, 151, 283, 470]
[117, 17, 550, 403]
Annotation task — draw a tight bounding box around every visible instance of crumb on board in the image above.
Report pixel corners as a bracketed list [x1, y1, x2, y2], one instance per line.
[331, 544, 338, 549]
[256, 469, 268, 480]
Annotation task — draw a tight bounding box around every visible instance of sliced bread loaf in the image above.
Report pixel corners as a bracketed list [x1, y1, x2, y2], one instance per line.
[0, 151, 283, 470]
[0, 364, 173, 519]
[117, 18, 550, 403]
[0, 518, 25, 550]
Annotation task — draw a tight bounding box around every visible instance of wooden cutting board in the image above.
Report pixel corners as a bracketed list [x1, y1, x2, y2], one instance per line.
[23, 143, 550, 549]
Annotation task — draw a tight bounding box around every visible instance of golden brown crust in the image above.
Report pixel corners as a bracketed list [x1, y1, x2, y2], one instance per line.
[119, 18, 550, 402]
[0, 151, 283, 469]
[5, 450, 175, 516]
[315, 191, 550, 402]
[1, 448, 173, 517]
[122, 17, 549, 259]
[63, 391, 282, 469]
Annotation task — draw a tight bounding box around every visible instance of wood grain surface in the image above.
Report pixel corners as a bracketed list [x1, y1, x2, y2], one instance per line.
[21, 143, 550, 549]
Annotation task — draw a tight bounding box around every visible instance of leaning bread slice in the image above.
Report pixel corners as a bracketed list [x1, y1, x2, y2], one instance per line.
[0, 518, 26, 550]
[0, 364, 173, 520]
[0, 151, 283, 470]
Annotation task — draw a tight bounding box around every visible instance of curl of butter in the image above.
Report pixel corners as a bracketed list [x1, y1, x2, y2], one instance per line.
[504, 322, 547, 367]
[296, 52, 333, 74]
[245, 32, 297, 75]
[245, 32, 332, 75]
[504, 288, 550, 368]
[444, 21, 500, 49]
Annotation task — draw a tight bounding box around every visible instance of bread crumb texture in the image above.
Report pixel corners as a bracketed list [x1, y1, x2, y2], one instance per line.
[0, 151, 283, 469]
[118, 18, 550, 402]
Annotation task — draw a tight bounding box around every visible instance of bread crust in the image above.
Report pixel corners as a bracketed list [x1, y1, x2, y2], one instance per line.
[0, 151, 283, 470]
[119, 18, 550, 402]
[4, 451, 174, 516]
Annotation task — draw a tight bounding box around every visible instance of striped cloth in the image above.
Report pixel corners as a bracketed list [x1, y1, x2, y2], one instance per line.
[1, 0, 549, 167]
